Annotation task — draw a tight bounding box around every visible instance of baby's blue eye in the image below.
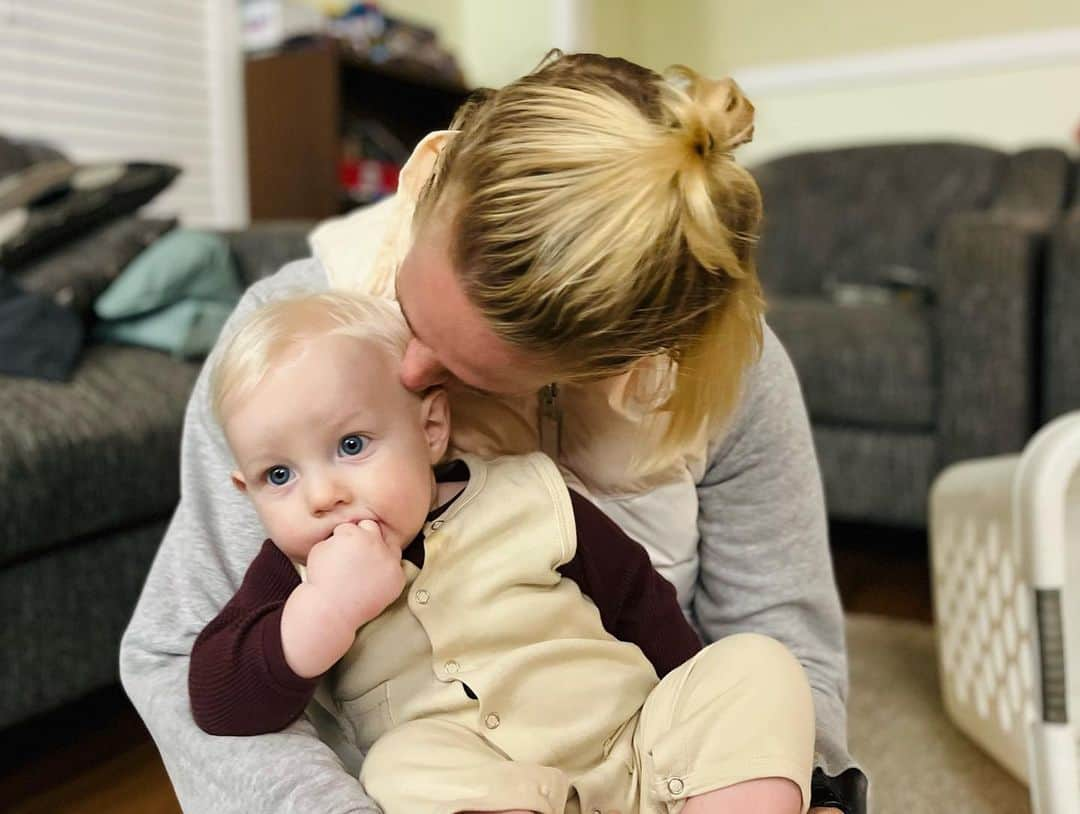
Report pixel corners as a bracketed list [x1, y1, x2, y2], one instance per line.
[265, 465, 291, 486]
[339, 434, 367, 456]
[339, 431, 369, 457]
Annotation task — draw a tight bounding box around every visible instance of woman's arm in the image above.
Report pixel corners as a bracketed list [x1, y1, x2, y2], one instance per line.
[694, 323, 868, 814]
[559, 490, 703, 678]
[120, 259, 381, 814]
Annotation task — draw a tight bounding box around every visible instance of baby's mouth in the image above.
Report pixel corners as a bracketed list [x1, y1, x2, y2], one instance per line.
[318, 516, 379, 542]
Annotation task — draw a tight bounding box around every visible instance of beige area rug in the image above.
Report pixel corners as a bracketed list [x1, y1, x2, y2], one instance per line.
[846, 613, 1031, 813]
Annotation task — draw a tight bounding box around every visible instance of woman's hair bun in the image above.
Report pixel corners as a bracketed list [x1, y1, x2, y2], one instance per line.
[663, 66, 755, 160]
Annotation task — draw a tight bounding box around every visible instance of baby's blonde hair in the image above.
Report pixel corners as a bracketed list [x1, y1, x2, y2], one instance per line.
[415, 52, 764, 456]
[210, 291, 410, 426]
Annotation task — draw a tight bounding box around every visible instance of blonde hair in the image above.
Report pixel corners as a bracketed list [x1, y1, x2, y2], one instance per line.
[414, 51, 765, 457]
[210, 291, 409, 426]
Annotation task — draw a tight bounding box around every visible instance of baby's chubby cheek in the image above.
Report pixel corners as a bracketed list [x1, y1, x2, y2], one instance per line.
[258, 512, 317, 562]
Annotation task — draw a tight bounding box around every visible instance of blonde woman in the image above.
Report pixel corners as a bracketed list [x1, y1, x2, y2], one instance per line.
[122, 52, 866, 814]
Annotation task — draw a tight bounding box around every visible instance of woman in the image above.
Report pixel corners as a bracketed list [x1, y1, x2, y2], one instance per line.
[122, 52, 866, 814]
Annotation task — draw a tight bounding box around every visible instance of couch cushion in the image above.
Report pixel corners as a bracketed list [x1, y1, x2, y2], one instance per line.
[224, 222, 314, 287]
[1044, 206, 1080, 422]
[753, 143, 1004, 296]
[814, 425, 937, 526]
[93, 230, 243, 359]
[0, 344, 199, 564]
[1, 518, 167, 727]
[0, 161, 179, 271]
[768, 296, 936, 430]
[14, 216, 176, 318]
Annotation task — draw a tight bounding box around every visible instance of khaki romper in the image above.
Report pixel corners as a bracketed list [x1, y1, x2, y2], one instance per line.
[324, 452, 814, 814]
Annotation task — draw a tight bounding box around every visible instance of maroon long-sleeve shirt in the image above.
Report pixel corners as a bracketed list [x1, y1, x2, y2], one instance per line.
[189, 464, 703, 736]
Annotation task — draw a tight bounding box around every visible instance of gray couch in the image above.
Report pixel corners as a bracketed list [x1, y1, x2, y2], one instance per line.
[753, 143, 1073, 527]
[0, 223, 312, 729]
[1044, 193, 1080, 423]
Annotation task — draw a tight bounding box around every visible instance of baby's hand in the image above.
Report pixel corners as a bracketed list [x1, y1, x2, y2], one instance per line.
[305, 520, 406, 630]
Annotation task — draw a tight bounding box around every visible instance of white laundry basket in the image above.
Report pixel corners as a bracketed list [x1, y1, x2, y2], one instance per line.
[930, 411, 1080, 814]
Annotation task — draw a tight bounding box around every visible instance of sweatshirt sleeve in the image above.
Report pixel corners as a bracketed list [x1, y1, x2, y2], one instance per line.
[120, 258, 382, 814]
[188, 540, 316, 735]
[694, 323, 868, 814]
[559, 490, 703, 678]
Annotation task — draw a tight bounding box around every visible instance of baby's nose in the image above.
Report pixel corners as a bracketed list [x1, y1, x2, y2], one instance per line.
[308, 475, 350, 515]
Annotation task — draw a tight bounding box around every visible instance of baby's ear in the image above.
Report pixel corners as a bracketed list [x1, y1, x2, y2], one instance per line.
[420, 388, 451, 464]
[230, 471, 249, 493]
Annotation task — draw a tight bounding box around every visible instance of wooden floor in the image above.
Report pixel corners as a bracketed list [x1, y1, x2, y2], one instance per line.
[0, 522, 932, 813]
[1, 684, 181, 814]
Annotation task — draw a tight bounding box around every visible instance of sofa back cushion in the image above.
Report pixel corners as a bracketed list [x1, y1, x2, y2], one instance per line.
[752, 143, 1004, 295]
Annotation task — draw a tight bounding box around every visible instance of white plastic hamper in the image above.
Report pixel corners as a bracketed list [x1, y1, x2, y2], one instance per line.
[930, 411, 1080, 814]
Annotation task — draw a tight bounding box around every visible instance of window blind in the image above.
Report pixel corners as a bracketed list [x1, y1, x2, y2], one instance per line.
[0, 0, 247, 227]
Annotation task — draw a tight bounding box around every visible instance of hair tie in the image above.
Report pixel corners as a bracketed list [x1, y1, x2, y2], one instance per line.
[693, 132, 715, 158]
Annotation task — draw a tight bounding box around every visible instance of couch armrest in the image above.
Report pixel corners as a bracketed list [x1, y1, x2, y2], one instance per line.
[223, 221, 316, 287]
[991, 148, 1071, 219]
[937, 211, 1049, 465]
[1044, 205, 1080, 422]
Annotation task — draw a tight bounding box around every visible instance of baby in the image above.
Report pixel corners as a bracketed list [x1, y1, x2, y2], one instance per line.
[188, 290, 815, 814]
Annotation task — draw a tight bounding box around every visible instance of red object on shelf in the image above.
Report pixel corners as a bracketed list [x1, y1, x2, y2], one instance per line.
[340, 157, 400, 202]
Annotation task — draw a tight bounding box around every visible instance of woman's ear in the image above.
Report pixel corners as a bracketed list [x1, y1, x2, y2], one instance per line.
[419, 387, 451, 464]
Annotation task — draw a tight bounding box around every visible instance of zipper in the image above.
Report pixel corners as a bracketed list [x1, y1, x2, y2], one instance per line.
[538, 382, 562, 459]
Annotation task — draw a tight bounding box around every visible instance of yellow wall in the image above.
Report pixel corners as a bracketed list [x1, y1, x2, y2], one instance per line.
[380, 0, 1080, 81]
[596, 0, 1080, 160]
[378, 1, 1080, 158]
[703, 0, 1080, 72]
[738, 60, 1080, 164]
[380, 0, 557, 88]
[377, 0, 465, 65]
[585, 0, 1080, 74]
[459, 0, 558, 87]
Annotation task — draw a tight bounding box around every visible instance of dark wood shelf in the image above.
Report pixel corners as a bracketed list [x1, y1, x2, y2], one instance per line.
[245, 38, 471, 221]
[337, 47, 468, 96]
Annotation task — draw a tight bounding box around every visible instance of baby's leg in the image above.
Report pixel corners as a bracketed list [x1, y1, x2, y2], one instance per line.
[360, 717, 569, 814]
[680, 777, 802, 814]
[633, 633, 815, 814]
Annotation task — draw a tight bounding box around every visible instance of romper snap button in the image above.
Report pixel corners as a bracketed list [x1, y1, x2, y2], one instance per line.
[485, 712, 501, 729]
[415, 589, 429, 604]
[445, 660, 460, 674]
[430, 519, 444, 530]
[668, 777, 685, 795]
